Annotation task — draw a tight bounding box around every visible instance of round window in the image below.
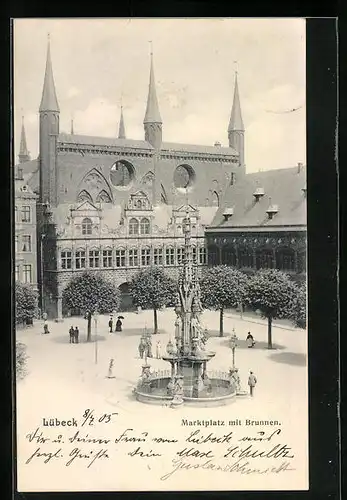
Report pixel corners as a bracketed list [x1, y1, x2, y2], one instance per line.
[110, 160, 135, 188]
[173, 164, 196, 189]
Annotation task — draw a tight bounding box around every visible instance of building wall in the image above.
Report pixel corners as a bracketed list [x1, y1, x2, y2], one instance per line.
[54, 148, 240, 208]
[15, 184, 38, 291]
[205, 229, 306, 281]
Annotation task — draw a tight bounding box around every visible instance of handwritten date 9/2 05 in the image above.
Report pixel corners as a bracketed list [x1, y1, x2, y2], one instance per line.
[81, 409, 118, 426]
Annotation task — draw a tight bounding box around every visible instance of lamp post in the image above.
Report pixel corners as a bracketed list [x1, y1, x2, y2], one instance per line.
[93, 310, 99, 364]
[230, 328, 238, 369]
[40, 234, 46, 314]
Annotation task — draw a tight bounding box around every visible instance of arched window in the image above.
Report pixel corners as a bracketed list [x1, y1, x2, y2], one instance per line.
[141, 247, 151, 266]
[129, 218, 139, 235]
[82, 218, 92, 235]
[75, 249, 86, 269]
[191, 246, 197, 263]
[199, 247, 207, 265]
[89, 248, 100, 268]
[297, 250, 306, 274]
[208, 245, 220, 266]
[129, 248, 139, 267]
[136, 199, 143, 209]
[77, 190, 93, 203]
[96, 190, 112, 203]
[61, 249, 72, 269]
[177, 247, 185, 264]
[140, 217, 150, 235]
[154, 247, 163, 265]
[256, 249, 274, 270]
[212, 191, 219, 207]
[221, 246, 236, 266]
[166, 246, 175, 266]
[115, 248, 126, 267]
[238, 247, 253, 268]
[102, 247, 113, 268]
[276, 248, 296, 272]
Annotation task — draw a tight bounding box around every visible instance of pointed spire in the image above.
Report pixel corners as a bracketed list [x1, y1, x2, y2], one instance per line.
[19, 115, 30, 163]
[70, 117, 74, 135]
[144, 44, 162, 124]
[39, 34, 60, 113]
[228, 71, 244, 132]
[118, 104, 126, 139]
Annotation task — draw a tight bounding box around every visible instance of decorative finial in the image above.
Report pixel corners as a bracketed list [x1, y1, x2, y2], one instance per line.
[233, 60, 238, 75]
[47, 32, 50, 41]
[149, 40, 153, 56]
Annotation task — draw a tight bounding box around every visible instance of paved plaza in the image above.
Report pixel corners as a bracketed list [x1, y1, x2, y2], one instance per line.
[16, 307, 307, 416]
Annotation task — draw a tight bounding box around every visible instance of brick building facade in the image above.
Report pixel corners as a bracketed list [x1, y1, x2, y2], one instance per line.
[18, 40, 245, 319]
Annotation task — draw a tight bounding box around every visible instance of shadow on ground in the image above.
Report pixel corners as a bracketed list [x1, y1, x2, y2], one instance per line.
[268, 352, 307, 367]
[116, 328, 168, 337]
[51, 334, 108, 344]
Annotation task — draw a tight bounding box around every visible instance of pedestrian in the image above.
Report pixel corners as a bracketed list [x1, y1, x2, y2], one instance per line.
[107, 358, 115, 378]
[156, 340, 161, 359]
[43, 319, 49, 334]
[69, 325, 75, 344]
[74, 326, 79, 344]
[115, 317, 122, 332]
[108, 316, 113, 334]
[248, 371, 257, 396]
[246, 331, 255, 348]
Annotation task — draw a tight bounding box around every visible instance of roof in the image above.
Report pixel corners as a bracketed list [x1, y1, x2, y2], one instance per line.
[208, 166, 307, 230]
[143, 53, 162, 124]
[58, 133, 153, 151]
[161, 142, 238, 156]
[39, 40, 60, 113]
[228, 73, 244, 132]
[14, 158, 39, 175]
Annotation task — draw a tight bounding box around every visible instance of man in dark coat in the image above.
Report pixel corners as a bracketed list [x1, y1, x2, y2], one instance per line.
[69, 326, 75, 344]
[108, 317, 113, 333]
[74, 326, 79, 344]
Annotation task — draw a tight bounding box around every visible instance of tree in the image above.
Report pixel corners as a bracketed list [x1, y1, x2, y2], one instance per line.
[291, 281, 307, 328]
[15, 282, 38, 326]
[62, 272, 120, 341]
[246, 269, 299, 348]
[200, 265, 248, 336]
[130, 267, 177, 334]
[16, 342, 28, 380]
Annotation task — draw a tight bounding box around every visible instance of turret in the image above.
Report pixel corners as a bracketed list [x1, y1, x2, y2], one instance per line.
[118, 106, 126, 139]
[39, 35, 60, 206]
[143, 49, 162, 149]
[18, 116, 31, 164]
[228, 72, 245, 169]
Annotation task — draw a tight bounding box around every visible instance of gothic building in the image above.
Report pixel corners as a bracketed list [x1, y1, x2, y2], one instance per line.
[18, 40, 245, 318]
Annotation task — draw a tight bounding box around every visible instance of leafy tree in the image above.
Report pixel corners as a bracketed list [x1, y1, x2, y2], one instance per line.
[62, 272, 120, 341]
[15, 282, 38, 326]
[291, 281, 307, 328]
[130, 267, 177, 334]
[200, 265, 248, 336]
[16, 342, 28, 380]
[246, 269, 299, 348]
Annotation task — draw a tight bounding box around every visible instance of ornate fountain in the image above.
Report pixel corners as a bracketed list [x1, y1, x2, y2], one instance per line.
[134, 208, 239, 407]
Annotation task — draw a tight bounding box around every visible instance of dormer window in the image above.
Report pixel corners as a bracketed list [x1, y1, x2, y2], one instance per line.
[302, 186, 307, 196]
[253, 187, 265, 202]
[223, 207, 234, 221]
[266, 203, 279, 220]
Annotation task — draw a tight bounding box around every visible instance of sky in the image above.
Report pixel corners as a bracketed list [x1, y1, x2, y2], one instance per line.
[13, 18, 306, 173]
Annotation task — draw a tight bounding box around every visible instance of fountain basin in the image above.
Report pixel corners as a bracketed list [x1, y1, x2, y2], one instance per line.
[134, 371, 239, 407]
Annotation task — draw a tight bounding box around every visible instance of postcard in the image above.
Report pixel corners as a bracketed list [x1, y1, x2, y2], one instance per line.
[14, 17, 308, 491]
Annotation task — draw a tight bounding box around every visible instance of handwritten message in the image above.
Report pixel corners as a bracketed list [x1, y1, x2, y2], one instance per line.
[22, 409, 296, 481]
